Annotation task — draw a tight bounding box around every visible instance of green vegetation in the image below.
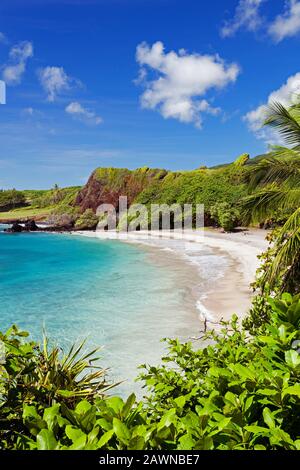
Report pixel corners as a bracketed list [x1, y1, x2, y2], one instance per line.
[210, 202, 240, 232]
[0, 292, 299, 450]
[242, 101, 300, 293]
[135, 165, 246, 210]
[0, 189, 26, 211]
[0, 206, 52, 221]
[0, 326, 113, 449]
[0, 186, 81, 222]
[234, 153, 250, 167]
[75, 209, 99, 230]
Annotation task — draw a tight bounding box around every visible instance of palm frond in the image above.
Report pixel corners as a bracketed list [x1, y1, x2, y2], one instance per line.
[268, 145, 300, 159]
[242, 187, 300, 224]
[264, 101, 300, 147]
[264, 208, 300, 292]
[246, 157, 300, 192]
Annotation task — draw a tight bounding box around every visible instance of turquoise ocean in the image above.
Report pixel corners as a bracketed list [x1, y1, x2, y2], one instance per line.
[0, 225, 215, 394]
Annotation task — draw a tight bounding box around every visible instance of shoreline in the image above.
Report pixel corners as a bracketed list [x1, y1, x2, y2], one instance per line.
[71, 229, 269, 329]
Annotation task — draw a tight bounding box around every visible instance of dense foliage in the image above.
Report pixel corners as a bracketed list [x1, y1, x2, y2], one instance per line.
[242, 101, 300, 292]
[0, 326, 113, 449]
[32, 186, 81, 209]
[0, 189, 26, 211]
[135, 165, 246, 213]
[0, 292, 299, 450]
[75, 209, 99, 230]
[210, 202, 240, 232]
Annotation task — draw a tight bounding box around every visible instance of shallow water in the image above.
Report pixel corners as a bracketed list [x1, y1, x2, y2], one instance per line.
[0, 226, 203, 393]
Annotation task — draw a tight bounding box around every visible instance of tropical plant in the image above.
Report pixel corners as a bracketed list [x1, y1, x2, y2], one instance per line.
[1, 293, 299, 450]
[0, 326, 113, 448]
[210, 202, 240, 231]
[242, 101, 300, 293]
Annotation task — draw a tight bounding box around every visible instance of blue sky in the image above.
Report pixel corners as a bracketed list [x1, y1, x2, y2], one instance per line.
[0, 0, 300, 189]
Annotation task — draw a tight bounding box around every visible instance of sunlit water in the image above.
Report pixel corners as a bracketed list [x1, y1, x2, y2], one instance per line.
[0, 225, 227, 395]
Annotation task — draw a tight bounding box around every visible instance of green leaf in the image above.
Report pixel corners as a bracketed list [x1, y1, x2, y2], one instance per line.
[217, 417, 231, 431]
[65, 425, 86, 443]
[75, 400, 92, 415]
[43, 404, 61, 431]
[113, 418, 131, 444]
[178, 434, 195, 450]
[233, 364, 256, 381]
[158, 409, 177, 430]
[97, 429, 115, 449]
[23, 404, 40, 421]
[106, 397, 124, 415]
[245, 425, 269, 435]
[69, 434, 87, 450]
[56, 389, 75, 398]
[263, 408, 276, 429]
[282, 384, 300, 398]
[23, 405, 47, 436]
[174, 396, 187, 409]
[88, 426, 100, 444]
[285, 350, 300, 369]
[224, 392, 238, 407]
[257, 389, 279, 396]
[128, 436, 145, 450]
[121, 393, 136, 419]
[200, 436, 214, 450]
[36, 429, 58, 450]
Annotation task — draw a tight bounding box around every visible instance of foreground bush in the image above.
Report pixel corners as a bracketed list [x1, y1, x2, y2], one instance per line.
[0, 294, 299, 450]
[0, 327, 112, 449]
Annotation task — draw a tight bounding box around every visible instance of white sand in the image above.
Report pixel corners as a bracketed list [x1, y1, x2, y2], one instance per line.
[71, 228, 269, 328]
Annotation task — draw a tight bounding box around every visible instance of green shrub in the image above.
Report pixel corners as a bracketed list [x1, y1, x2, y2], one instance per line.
[210, 202, 240, 231]
[234, 153, 250, 167]
[0, 293, 299, 450]
[0, 189, 26, 211]
[0, 326, 112, 449]
[75, 209, 99, 230]
[135, 166, 246, 210]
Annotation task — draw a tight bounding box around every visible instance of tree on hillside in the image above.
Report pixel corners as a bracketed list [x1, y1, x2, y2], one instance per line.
[242, 101, 300, 293]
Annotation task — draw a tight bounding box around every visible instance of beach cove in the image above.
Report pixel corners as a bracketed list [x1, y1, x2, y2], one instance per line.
[0, 225, 268, 395]
[73, 228, 269, 327]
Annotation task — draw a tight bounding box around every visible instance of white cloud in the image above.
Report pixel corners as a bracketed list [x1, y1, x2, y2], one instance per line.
[2, 41, 33, 85]
[0, 32, 8, 44]
[269, 0, 300, 42]
[221, 0, 265, 38]
[38, 66, 78, 101]
[21, 107, 43, 118]
[135, 41, 239, 128]
[244, 72, 300, 140]
[65, 101, 103, 125]
[22, 107, 34, 115]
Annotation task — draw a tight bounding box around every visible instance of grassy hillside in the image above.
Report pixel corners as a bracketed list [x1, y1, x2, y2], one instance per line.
[0, 186, 81, 222]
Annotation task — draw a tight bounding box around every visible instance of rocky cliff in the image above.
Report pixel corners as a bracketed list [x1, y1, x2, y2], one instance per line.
[75, 167, 168, 213]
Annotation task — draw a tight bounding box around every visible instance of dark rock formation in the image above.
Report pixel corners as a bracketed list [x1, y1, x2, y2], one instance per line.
[6, 221, 23, 233]
[24, 220, 38, 231]
[4, 218, 74, 233]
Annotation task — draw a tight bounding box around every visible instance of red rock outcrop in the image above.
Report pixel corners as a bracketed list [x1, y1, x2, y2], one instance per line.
[75, 167, 168, 213]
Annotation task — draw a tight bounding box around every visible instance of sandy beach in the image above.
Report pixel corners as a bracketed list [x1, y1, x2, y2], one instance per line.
[72, 228, 269, 330]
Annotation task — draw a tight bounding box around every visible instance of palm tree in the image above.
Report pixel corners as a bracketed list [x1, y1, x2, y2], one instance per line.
[242, 101, 300, 293]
